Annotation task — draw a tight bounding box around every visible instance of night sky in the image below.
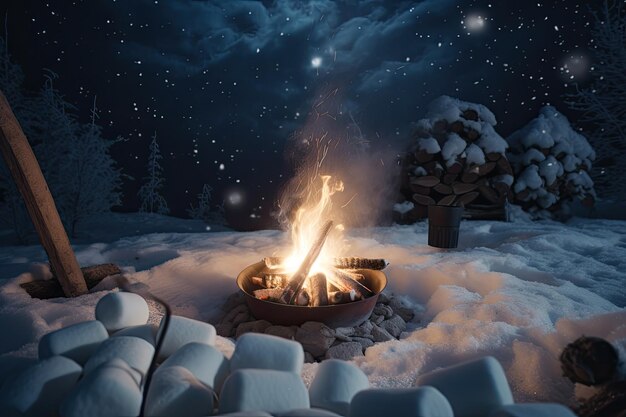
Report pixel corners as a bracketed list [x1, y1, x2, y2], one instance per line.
[1, 0, 595, 228]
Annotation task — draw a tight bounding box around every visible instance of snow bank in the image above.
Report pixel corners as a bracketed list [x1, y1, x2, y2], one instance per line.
[0, 218, 625, 407]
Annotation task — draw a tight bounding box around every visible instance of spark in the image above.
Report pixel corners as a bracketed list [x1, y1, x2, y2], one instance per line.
[311, 56, 322, 68]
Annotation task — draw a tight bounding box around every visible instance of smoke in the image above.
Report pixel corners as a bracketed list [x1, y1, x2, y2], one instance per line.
[276, 87, 404, 230]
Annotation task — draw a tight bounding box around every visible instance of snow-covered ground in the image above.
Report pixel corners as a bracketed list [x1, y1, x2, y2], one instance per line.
[1, 213, 625, 407]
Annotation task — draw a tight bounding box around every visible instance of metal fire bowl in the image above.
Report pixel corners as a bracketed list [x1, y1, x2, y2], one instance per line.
[237, 261, 388, 328]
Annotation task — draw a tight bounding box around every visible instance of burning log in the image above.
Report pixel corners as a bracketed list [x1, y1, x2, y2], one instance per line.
[329, 290, 359, 304]
[309, 273, 328, 307]
[263, 257, 284, 269]
[333, 257, 388, 270]
[253, 288, 283, 301]
[279, 220, 334, 304]
[251, 274, 288, 289]
[295, 289, 310, 306]
[327, 268, 374, 299]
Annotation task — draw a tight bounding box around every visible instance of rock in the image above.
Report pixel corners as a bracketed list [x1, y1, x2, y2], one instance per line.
[334, 327, 356, 337]
[349, 386, 453, 417]
[276, 409, 343, 416]
[371, 325, 394, 342]
[222, 304, 250, 325]
[351, 337, 375, 350]
[220, 369, 310, 414]
[0, 356, 81, 417]
[95, 292, 150, 333]
[377, 292, 391, 304]
[304, 352, 316, 363]
[333, 332, 353, 343]
[415, 356, 513, 417]
[145, 366, 214, 417]
[60, 359, 142, 417]
[84, 336, 154, 382]
[309, 359, 370, 416]
[491, 403, 578, 417]
[388, 297, 416, 322]
[157, 315, 216, 361]
[222, 292, 247, 312]
[235, 320, 272, 338]
[39, 320, 108, 365]
[157, 342, 229, 391]
[373, 303, 393, 319]
[265, 325, 296, 340]
[112, 324, 158, 346]
[355, 321, 373, 336]
[216, 322, 234, 338]
[380, 314, 406, 338]
[295, 322, 336, 358]
[231, 333, 304, 374]
[371, 314, 384, 325]
[325, 342, 364, 361]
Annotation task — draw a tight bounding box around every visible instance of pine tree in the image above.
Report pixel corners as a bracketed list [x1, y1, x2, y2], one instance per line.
[138, 132, 169, 214]
[564, 0, 626, 200]
[187, 184, 213, 222]
[61, 98, 123, 235]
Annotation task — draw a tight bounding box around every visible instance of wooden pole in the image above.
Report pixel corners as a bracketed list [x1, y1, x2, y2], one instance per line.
[0, 89, 87, 297]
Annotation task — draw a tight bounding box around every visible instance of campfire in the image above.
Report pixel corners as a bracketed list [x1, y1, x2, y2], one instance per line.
[236, 175, 388, 327]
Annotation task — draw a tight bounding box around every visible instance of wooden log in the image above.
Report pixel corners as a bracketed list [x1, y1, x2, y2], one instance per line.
[309, 273, 328, 307]
[434, 183, 453, 195]
[279, 220, 334, 304]
[263, 257, 285, 269]
[462, 109, 479, 121]
[478, 185, 500, 204]
[329, 290, 359, 304]
[453, 182, 478, 194]
[20, 263, 121, 299]
[486, 152, 501, 161]
[447, 162, 463, 174]
[295, 289, 310, 306]
[437, 195, 456, 206]
[477, 161, 496, 176]
[442, 173, 457, 185]
[457, 191, 480, 207]
[497, 157, 513, 175]
[450, 121, 464, 133]
[412, 193, 435, 206]
[410, 183, 431, 195]
[433, 120, 448, 134]
[0, 90, 87, 297]
[415, 149, 434, 163]
[251, 274, 288, 289]
[461, 172, 479, 183]
[466, 129, 479, 141]
[333, 258, 388, 270]
[328, 268, 374, 298]
[253, 288, 283, 301]
[411, 175, 440, 187]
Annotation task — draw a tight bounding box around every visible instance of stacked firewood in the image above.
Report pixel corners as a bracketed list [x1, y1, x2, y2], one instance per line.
[507, 106, 596, 219]
[397, 96, 512, 221]
[252, 257, 385, 306]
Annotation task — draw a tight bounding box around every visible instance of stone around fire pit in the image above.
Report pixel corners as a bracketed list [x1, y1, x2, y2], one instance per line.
[216, 291, 418, 361]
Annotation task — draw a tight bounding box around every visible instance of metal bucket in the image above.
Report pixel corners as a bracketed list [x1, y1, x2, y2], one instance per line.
[236, 261, 387, 328]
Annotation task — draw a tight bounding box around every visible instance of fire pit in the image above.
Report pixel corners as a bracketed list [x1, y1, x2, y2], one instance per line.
[237, 259, 387, 328]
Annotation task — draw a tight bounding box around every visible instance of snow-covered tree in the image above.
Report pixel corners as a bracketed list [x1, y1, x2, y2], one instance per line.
[138, 132, 169, 214]
[564, 0, 626, 200]
[507, 106, 596, 219]
[61, 98, 122, 235]
[187, 184, 213, 221]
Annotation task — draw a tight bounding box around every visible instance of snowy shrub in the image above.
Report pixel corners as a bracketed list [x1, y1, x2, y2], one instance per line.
[507, 106, 596, 219]
[138, 132, 169, 215]
[397, 96, 511, 222]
